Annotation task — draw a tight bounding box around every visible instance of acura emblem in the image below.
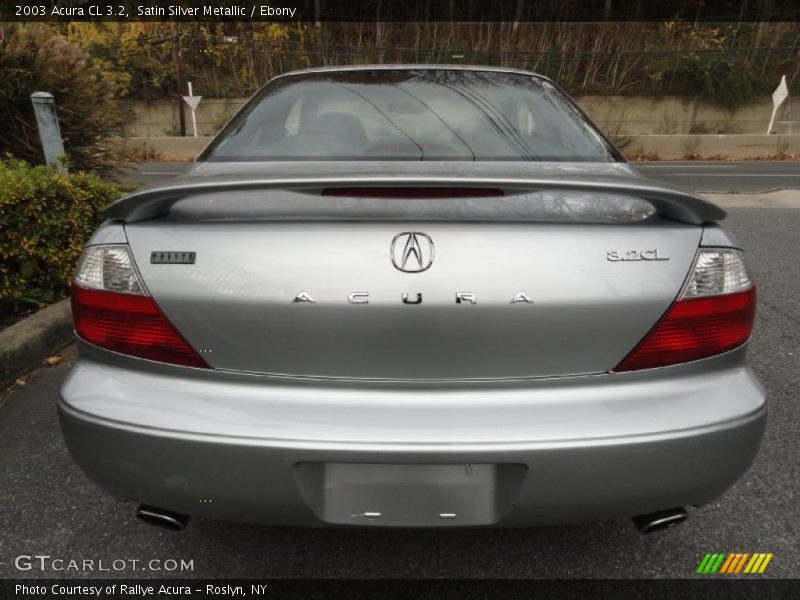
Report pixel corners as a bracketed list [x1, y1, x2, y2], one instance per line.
[391, 232, 434, 273]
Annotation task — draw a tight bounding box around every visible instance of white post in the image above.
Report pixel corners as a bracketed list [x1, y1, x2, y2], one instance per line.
[183, 82, 202, 138]
[767, 75, 788, 134]
[188, 82, 197, 138]
[30, 92, 68, 173]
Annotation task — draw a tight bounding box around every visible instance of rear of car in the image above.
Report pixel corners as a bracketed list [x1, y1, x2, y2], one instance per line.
[59, 66, 765, 531]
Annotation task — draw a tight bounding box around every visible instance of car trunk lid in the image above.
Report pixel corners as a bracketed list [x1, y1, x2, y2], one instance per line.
[125, 215, 701, 380]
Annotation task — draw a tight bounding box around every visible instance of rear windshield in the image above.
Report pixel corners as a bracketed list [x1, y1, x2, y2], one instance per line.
[201, 69, 621, 162]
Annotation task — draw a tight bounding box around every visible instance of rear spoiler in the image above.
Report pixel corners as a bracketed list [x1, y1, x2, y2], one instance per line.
[105, 176, 725, 225]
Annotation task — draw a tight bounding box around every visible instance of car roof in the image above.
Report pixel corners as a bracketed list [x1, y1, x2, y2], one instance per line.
[272, 64, 554, 83]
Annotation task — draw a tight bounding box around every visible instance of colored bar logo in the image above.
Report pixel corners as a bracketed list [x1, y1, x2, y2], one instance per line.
[696, 552, 773, 574]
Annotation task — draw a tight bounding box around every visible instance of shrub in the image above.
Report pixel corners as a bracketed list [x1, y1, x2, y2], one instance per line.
[0, 24, 132, 173]
[0, 159, 120, 323]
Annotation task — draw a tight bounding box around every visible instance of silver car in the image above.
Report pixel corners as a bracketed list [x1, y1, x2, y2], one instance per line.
[59, 66, 765, 533]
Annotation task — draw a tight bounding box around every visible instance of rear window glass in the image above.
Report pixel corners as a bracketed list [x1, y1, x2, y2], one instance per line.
[201, 69, 620, 163]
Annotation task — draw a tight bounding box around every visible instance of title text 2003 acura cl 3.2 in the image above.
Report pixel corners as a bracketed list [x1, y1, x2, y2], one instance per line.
[59, 66, 765, 533]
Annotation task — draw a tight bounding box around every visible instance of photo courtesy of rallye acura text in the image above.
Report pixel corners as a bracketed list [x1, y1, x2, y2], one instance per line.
[58, 66, 765, 533]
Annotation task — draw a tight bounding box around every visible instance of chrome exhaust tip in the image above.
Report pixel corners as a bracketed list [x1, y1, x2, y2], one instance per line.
[632, 507, 688, 534]
[136, 505, 189, 531]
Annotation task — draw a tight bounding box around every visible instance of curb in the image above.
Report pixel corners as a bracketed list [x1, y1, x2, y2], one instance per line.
[0, 299, 74, 389]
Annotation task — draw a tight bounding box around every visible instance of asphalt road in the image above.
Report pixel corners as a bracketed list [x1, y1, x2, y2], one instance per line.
[1, 201, 799, 579]
[120, 161, 800, 193]
[636, 161, 800, 192]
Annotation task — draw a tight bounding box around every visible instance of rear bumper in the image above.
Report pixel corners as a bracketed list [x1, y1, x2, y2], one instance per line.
[58, 346, 767, 527]
[60, 401, 765, 527]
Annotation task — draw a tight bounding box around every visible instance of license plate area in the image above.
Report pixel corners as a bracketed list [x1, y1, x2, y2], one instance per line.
[295, 462, 526, 527]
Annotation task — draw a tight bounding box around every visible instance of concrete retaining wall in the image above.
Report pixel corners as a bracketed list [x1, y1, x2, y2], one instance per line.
[581, 96, 799, 136]
[123, 95, 800, 138]
[123, 98, 248, 137]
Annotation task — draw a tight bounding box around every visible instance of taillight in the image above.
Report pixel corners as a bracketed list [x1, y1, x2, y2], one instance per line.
[71, 245, 208, 368]
[614, 248, 755, 372]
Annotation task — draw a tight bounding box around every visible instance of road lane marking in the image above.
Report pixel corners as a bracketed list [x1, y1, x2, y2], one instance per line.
[668, 173, 800, 177]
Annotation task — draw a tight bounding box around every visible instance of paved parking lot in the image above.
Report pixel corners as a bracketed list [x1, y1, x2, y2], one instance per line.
[1, 203, 799, 579]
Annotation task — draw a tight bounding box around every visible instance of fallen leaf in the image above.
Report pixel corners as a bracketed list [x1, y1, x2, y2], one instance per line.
[43, 356, 63, 367]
